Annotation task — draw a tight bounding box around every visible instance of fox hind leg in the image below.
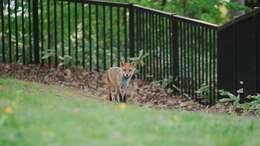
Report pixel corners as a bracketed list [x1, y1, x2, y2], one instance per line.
[123, 94, 126, 103]
[116, 86, 122, 103]
[108, 86, 113, 101]
[119, 92, 123, 102]
[109, 92, 112, 101]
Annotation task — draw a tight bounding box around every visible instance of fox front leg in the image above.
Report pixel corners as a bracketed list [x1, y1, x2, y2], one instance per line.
[115, 86, 122, 103]
[120, 86, 127, 103]
[119, 93, 123, 103]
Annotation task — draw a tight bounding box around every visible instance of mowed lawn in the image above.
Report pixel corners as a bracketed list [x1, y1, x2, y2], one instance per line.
[0, 78, 259, 146]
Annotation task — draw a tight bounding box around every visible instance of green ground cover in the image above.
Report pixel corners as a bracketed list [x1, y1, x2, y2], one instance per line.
[0, 78, 259, 146]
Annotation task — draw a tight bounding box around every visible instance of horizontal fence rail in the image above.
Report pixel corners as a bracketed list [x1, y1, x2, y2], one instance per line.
[0, 0, 220, 104]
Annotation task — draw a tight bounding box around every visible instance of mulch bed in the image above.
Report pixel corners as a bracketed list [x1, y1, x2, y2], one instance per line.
[0, 63, 253, 116]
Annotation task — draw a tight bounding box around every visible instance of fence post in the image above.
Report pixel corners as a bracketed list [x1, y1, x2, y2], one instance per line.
[256, 10, 260, 93]
[32, 0, 40, 64]
[171, 15, 179, 84]
[128, 3, 135, 58]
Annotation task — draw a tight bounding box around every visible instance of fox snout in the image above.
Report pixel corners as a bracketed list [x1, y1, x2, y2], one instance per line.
[123, 73, 130, 78]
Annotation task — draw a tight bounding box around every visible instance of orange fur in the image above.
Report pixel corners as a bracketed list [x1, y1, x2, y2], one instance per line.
[105, 62, 135, 102]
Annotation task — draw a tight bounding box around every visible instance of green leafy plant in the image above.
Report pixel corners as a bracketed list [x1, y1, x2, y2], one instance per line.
[58, 55, 75, 68]
[218, 90, 243, 114]
[129, 49, 149, 67]
[219, 90, 240, 108]
[244, 94, 260, 115]
[219, 90, 260, 115]
[153, 76, 173, 88]
[196, 83, 210, 96]
[42, 49, 55, 60]
[152, 76, 182, 95]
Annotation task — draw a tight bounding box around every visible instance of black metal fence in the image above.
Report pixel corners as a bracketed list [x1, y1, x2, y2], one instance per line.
[218, 8, 260, 99]
[131, 5, 218, 104]
[0, 0, 219, 104]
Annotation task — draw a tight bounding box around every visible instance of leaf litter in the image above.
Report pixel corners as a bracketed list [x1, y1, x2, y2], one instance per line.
[0, 63, 257, 116]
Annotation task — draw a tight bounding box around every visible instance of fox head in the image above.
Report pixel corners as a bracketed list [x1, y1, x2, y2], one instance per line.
[120, 62, 135, 78]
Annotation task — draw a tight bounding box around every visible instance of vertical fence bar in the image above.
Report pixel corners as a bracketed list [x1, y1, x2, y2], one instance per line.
[54, 0, 57, 66]
[109, 6, 113, 67]
[129, 4, 135, 58]
[206, 28, 210, 100]
[75, 1, 78, 65]
[47, 0, 51, 65]
[169, 16, 173, 78]
[68, 2, 71, 57]
[40, 0, 44, 64]
[194, 24, 198, 99]
[213, 30, 217, 104]
[209, 29, 213, 103]
[185, 22, 189, 95]
[148, 12, 153, 80]
[123, 7, 127, 62]
[191, 25, 195, 98]
[152, 13, 156, 79]
[257, 12, 260, 93]
[140, 11, 146, 80]
[199, 26, 202, 93]
[162, 17, 166, 79]
[28, 0, 32, 63]
[22, 0, 25, 64]
[117, 7, 120, 66]
[205, 28, 209, 99]
[61, 0, 64, 58]
[96, 5, 99, 71]
[184, 22, 188, 94]
[203, 27, 208, 96]
[144, 11, 149, 79]
[172, 16, 179, 87]
[166, 17, 171, 80]
[155, 14, 159, 80]
[8, 0, 11, 63]
[15, 0, 18, 62]
[200, 26, 204, 98]
[136, 9, 140, 79]
[179, 21, 183, 94]
[182, 22, 185, 95]
[89, 4, 92, 70]
[159, 15, 162, 80]
[187, 23, 193, 98]
[147, 12, 151, 78]
[138, 10, 141, 78]
[102, 5, 106, 70]
[33, 0, 40, 64]
[201, 26, 205, 94]
[1, 0, 5, 63]
[82, 3, 85, 67]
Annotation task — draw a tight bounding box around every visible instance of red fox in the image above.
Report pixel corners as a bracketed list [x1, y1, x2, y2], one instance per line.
[104, 62, 135, 103]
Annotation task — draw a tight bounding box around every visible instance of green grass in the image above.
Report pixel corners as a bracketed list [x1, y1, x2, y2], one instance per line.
[0, 78, 259, 146]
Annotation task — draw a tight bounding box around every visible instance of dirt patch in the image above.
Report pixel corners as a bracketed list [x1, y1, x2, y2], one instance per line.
[0, 63, 256, 116]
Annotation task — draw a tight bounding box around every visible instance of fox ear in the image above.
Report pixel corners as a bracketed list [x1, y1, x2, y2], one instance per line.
[120, 60, 125, 66]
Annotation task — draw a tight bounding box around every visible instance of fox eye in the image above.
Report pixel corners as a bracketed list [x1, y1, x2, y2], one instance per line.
[123, 69, 126, 72]
[129, 69, 132, 72]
